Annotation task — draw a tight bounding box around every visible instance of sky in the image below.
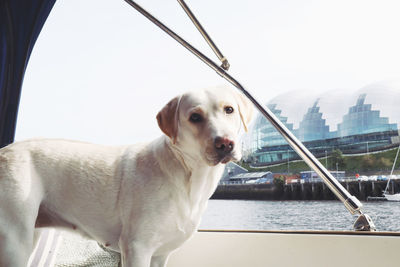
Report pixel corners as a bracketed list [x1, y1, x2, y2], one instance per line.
[16, 0, 400, 145]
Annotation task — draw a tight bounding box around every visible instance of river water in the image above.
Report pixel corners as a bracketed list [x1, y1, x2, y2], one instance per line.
[200, 200, 400, 232]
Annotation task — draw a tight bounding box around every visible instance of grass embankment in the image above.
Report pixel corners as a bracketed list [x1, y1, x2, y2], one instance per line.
[240, 147, 400, 176]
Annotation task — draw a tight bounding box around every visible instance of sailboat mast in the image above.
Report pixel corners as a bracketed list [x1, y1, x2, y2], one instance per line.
[384, 144, 400, 194]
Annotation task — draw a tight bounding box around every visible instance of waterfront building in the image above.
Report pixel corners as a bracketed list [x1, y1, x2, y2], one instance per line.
[300, 171, 346, 183]
[249, 82, 400, 166]
[251, 104, 296, 163]
[223, 171, 274, 185]
[220, 162, 248, 184]
[298, 99, 331, 142]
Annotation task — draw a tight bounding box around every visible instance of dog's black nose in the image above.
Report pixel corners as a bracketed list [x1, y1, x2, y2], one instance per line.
[215, 136, 234, 155]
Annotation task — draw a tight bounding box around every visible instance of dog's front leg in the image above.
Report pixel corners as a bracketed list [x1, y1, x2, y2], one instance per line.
[120, 239, 153, 267]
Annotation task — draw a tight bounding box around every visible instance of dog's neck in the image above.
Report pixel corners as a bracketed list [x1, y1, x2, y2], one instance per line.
[165, 139, 194, 176]
[162, 136, 204, 173]
[160, 136, 224, 210]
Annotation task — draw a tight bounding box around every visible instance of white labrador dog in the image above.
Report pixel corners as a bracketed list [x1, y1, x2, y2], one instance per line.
[0, 86, 253, 267]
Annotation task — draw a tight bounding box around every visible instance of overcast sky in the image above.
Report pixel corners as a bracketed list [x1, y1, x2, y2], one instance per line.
[16, 0, 400, 145]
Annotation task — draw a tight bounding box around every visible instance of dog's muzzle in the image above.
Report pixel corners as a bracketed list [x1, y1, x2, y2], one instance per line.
[214, 136, 235, 164]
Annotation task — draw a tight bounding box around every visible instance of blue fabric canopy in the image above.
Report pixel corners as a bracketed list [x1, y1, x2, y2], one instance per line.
[0, 0, 56, 148]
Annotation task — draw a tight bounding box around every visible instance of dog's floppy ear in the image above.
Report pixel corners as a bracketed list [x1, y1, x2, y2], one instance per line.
[235, 91, 254, 132]
[157, 96, 181, 143]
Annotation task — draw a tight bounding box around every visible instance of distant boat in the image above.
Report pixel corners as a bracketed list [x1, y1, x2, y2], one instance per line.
[383, 144, 400, 201]
[384, 193, 400, 201]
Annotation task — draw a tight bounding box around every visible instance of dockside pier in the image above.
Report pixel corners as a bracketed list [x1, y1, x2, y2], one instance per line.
[212, 180, 400, 201]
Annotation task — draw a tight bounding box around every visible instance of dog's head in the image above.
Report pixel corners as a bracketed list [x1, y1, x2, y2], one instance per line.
[157, 86, 253, 166]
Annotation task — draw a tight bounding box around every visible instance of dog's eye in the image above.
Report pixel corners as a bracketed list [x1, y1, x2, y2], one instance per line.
[224, 106, 234, 114]
[189, 113, 203, 123]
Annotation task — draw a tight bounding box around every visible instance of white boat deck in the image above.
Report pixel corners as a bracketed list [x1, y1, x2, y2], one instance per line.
[28, 229, 400, 267]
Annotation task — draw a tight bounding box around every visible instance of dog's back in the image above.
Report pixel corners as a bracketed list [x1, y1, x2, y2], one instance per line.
[0, 138, 124, 201]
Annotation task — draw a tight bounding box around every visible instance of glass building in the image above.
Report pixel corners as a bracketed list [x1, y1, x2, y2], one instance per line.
[249, 82, 400, 166]
[251, 104, 295, 150]
[337, 94, 398, 137]
[251, 104, 296, 163]
[298, 98, 331, 142]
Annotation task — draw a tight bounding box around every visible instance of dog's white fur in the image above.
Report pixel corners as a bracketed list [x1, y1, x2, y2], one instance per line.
[0, 86, 253, 267]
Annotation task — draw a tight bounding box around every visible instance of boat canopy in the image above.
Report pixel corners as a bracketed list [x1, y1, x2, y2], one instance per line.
[0, 0, 56, 148]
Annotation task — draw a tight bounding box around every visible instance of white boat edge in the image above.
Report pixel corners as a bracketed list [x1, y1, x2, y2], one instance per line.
[168, 230, 400, 267]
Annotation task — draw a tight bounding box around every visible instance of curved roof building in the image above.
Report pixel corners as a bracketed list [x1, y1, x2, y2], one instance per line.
[250, 81, 400, 166]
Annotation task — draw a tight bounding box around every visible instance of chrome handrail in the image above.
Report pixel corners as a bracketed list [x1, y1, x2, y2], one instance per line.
[123, 0, 375, 231]
[177, 0, 230, 70]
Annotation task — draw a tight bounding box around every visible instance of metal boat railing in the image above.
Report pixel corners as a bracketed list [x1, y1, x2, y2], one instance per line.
[123, 0, 375, 231]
